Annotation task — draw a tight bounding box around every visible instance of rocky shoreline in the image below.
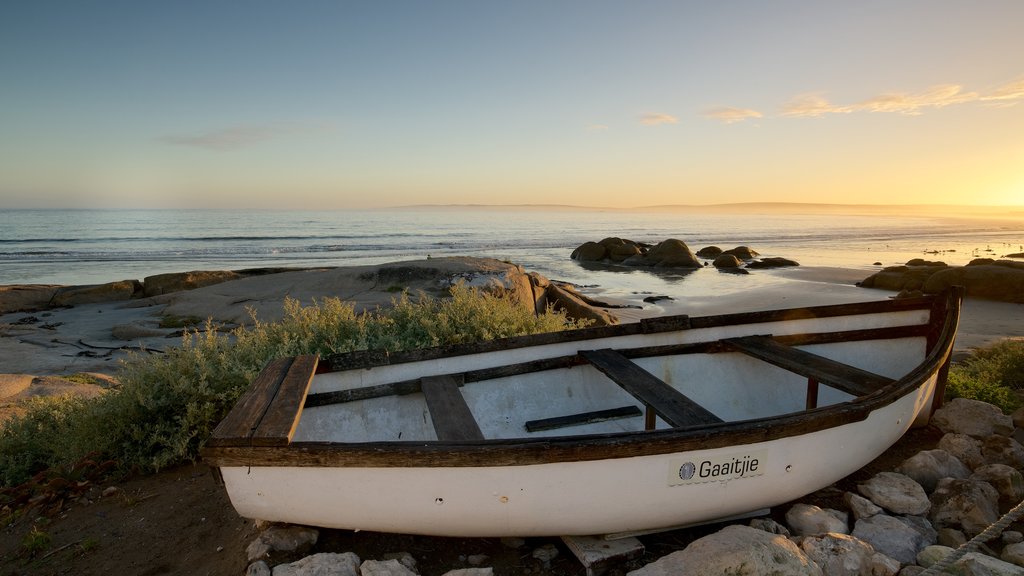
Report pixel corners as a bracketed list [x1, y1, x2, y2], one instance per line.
[570, 237, 801, 274]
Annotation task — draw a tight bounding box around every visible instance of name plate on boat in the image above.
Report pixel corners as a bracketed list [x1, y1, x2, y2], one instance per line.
[668, 450, 767, 486]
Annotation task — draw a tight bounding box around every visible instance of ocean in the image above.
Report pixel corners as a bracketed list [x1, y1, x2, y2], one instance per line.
[2, 207, 1023, 303]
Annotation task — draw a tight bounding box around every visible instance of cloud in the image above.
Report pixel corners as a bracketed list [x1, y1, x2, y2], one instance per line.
[982, 78, 1024, 105]
[639, 113, 678, 126]
[160, 123, 325, 150]
[587, 123, 610, 131]
[780, 93, 850, 118]
[851, 84, 978, 115]
[704, 106, 763, 124]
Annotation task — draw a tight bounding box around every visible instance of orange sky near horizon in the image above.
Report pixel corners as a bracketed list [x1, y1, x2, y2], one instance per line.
[1, 2, 1022, 210]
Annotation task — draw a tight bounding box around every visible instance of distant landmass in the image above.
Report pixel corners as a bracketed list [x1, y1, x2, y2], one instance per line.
[391, 202, 1022, 218]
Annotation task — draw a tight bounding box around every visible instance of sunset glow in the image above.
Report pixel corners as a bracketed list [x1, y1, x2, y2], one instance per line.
[1, 2, 1022, 210]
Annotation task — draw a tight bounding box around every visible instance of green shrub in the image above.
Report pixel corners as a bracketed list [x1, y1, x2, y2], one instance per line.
[0, 285, 587, 487]
[946, 339, 1024, 413]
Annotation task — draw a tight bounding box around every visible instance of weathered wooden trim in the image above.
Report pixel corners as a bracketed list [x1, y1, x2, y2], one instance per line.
[421, 374, 484, 442]
[251, 355, 318, 447]
[580, 349, 723, 427]
[723, 336, 893, 398]
[206, 357, 293, 447]
[524, 405, 643, 432]
[806, 378, 819, 410]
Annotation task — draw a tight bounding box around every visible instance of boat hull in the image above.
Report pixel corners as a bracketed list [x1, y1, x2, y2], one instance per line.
[204, 289, 961, 537]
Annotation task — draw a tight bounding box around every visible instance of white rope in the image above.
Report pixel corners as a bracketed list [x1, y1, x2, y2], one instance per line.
[919, 497, 1024, 575]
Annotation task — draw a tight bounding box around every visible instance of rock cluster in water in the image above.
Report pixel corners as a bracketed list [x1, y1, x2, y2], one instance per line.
[237, 397, 1024, 575]
[859, 258, 1024, 303]
[571, 237, 799, 273]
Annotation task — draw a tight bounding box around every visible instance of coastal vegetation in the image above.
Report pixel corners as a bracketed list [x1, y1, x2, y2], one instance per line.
[946, 339, 1024, 413]
[0, 286, 588, 487]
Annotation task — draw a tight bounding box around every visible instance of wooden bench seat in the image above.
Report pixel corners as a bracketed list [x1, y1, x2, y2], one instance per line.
[723, 336, 893, 398]
[580, 349, 723, 428]
[420, 374, 485, 441]
[207, 355, 319, 447]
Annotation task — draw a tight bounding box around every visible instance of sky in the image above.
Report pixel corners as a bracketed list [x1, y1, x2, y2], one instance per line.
[1, 1, 1022, 210]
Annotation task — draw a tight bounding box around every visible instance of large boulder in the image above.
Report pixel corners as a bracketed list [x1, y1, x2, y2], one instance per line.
[859, 258, 1024, 303]
[51, 280, 142, 306]
[746, 257, 800, 269]
[851, 514, 936, 565]
[645, 239, 701, 268]
[0, 285, 60, 314]
[932, 398, 1014, 438]
[894, 450, 971, 493]
[929, 477, 1000, 536]
[627, 524, 822, 576]
[857, 472, 931, 516]
[143, 270, 243, 297]
[799, 533, 899, 576]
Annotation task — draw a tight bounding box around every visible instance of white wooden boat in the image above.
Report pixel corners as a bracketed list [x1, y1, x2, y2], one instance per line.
[202, 287, 962, 537]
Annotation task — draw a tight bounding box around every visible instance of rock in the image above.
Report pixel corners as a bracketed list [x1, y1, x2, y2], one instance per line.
[951, 552, 1024, 575]
[272, 552, 361, 576]
[541, 283, 618, 326]
[932, 398, 1014, 438]
[851, 514, 936, 565]
[51, 280, 141, 307]
[923, 261, 1024, 303]
[713, 254, 743, 269]
[916, 544, 953, 568]
[1005, 543, 1024, 567]
[466, 554, 489, 566]
[696, 246, 723, 258]
[858, 472, 931, 515]
[844, 491, 884, 520]
[248, 561, 272, 576]
[785, 503, 849, 536]
[571, 241, 608, 262]
[0, 285, 61, 314]
[1012, 406, 1024, 429]
[627, 524, 822, 576]
[360, 559, 417, 576]
[936, 527, 967, 548]
[982, 435, 1024, 468]
[646, 239, 701, 268]
[929, 478, 1000, 536]
[143, 270, 243, 297]
[937, 433, 986, 470]
[972, 464, 1024, 503]
[724, 246, 759, 260]
[746, 257, 800, 269]
[532, 544, 559, 568]
[749, 517, 791, 536]
[894, 450, 972, 493]
[858, 263, 946, 292]
[799, 533, 896, 576]
[642, 295, 673, 303]
[441, 570, 494, 576]
[247, 525, 319, 562]
[1006, 531, 1024, 545]
[381, 552, 417, 572]
[898, 567, 926, 576]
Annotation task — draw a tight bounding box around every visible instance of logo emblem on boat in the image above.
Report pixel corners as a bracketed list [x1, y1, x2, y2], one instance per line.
[669, 450, 767, 486]
[678, 462, 696, 481]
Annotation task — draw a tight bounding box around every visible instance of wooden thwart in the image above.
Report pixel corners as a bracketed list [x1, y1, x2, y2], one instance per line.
[724, 336, 893, 398]
[421, 374, 485, 441]
[580, 349, 723, 428]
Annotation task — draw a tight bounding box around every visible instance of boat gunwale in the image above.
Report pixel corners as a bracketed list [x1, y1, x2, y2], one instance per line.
[201, 289, 962, 469]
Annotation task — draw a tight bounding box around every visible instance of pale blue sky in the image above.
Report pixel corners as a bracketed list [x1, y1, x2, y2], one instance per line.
[2, 1, 1022, 208]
